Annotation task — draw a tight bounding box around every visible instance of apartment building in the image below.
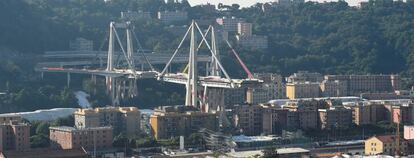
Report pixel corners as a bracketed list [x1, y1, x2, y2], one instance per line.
[237, 22, 252, 36]
[233, 104, 263, 136]
[0, 115, 22, 125]
[254, 73, 286, 99]
[318, 107, 353, 130]
[157, 11, 188, 24]
[216, 17, 244, 32]
[352, 104, 387, 125]
[320, 80, 347, 97]
[262, 107, 290, 134]
[0, 120, 30, 152]
[149, 106, 218, 140]
[405, 125, 414, 140]
[236, 35, 268, 50]
[286, 82, 320, 99]
[325, 74, 399, 95]
[0, 115, 30, 152]
[121, 11, 151, 21]
[224, 88, 246, 106]
[287, 71, 324, 83]
[246, 88, 272, 104]
[74, 107, 140, 137]
[296, 103, 319, 129]
[49, 126, 113, 151]
[386, 104, 413, 124]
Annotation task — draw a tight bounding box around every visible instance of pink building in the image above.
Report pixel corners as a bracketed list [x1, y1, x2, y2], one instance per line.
[404, 125, 414, 140]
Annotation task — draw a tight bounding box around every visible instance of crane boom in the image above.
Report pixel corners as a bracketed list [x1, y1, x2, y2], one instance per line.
[225, 40, 254, 79]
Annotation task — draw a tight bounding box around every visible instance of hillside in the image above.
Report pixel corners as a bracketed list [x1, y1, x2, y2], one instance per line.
[1, 0, 414, 112]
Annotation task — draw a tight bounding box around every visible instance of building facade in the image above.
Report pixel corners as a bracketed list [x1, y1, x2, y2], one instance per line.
[320, 80, 347, 97]
[49, 126, 113, 151]
[224, 88, 246, 106]
[121, 11, 151, 21]
[236, 35, 268, 50]
[262, 107, 289, 134]
[325, 75, 399, 96]
[296, 104, 319, 129]
[149, 106, 218, 140]
[287, 71, 324, 83]
[365, 135, 408, 156]
[237, 22, 252, 36]
[216, 17, 244, 32]
[254, 73, 286, 99]
[318, 107, 353, 130]
[0, 120, 30, 152]
[233, 105, 264, 136]
[0, 115, 22, 125]
[157, 11, 188, 24]
[74, 107, 140, 137]
[404, 125, 414, 140]
[286, 82, 320, 99]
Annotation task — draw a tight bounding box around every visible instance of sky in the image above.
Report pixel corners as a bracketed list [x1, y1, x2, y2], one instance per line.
[187, 0, 365, 7]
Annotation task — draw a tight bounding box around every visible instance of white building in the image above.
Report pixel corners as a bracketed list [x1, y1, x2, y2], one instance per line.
[216, 17, 244, 32]
[238, 22, 252, 36]
[121, 11, 151, 21]
[157, 11, 188, 24]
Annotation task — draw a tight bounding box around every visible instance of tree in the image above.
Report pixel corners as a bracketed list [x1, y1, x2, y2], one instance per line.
[52, 115, 74, 127]
[35, 122, 50, 136]
[262, 147, 279, 158]
[30, 134, 50, 148]
[113, 133, 129, 148]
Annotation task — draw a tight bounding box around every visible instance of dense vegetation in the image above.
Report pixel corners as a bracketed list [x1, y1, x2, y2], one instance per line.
[1, 0, 414, 112]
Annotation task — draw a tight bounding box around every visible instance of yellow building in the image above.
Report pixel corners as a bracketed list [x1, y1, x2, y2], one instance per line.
[74, 107, 140, 138]
[365, 135, 408, 156]
[286, 82, 320, 99]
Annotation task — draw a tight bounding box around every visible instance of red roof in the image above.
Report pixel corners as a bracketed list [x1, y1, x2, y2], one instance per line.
[375, 135, 395, 143]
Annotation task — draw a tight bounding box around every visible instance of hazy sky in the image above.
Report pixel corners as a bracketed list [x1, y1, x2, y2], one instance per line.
[187, 0, 365, 7]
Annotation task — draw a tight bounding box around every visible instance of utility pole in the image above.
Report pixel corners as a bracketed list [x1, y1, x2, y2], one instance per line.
[395, 113, 401, 156]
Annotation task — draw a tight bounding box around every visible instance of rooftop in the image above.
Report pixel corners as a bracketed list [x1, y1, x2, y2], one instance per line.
[232, 135, 277, 143]
[75, 106, 139, 115]
[227, 147, 309, 158]
[49, 126, 112, 132]
[277, 147, 310, 154]
[370, 135, 395, 143]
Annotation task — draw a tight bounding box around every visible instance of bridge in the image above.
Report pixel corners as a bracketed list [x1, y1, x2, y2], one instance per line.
[37, 51, 211, 68]
[37, 21, 262, 109]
